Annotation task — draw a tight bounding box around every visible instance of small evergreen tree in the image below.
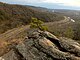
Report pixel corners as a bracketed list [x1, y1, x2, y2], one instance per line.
[30, 17, 48, 31]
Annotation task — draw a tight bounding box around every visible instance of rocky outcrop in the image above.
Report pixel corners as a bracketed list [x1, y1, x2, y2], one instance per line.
[1, 29, 80, 60]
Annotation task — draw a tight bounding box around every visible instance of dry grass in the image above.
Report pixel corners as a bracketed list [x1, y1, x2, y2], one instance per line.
[0, 38, 26, 56]
[0, 25, 30, 56]
[0, 40, 10, 56]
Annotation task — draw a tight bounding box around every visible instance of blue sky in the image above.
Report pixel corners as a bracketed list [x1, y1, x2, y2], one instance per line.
[0, 0, 80, 10]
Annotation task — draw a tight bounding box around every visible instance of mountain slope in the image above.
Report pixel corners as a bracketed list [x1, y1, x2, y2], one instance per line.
[0, 2, 64, 34]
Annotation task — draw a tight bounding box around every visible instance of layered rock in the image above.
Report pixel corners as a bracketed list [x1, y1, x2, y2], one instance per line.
[1, 29, 80, 60]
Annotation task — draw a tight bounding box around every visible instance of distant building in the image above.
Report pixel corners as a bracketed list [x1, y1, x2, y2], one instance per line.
[71, 19, 75, 22]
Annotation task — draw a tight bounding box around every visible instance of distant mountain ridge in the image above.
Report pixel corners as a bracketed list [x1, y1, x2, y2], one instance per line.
[25, 5, 53, 12]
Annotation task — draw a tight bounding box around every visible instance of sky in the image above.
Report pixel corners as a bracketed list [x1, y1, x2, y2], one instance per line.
[0, 0, 80, 10]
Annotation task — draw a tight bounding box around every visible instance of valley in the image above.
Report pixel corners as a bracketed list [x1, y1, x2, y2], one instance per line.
[0, 1, 80, 60]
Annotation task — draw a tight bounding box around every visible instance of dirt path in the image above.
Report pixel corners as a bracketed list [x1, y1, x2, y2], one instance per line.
[44, 16, 70, 25]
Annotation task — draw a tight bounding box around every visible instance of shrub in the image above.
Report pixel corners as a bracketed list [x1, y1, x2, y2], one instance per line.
[30, 17, 48, 31]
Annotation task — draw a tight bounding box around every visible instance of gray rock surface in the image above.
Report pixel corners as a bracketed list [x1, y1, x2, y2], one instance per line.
[1, 29, 80, 60]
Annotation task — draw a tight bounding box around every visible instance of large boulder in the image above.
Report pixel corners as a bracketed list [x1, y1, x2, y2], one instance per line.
[1, 29, 80, 60]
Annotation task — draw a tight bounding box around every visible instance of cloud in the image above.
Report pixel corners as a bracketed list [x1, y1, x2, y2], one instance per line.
[0, 0, 44, 4]
[0, 0, 80, 7]
[27, 0, 45, 3]
[42, 0, 80, 7]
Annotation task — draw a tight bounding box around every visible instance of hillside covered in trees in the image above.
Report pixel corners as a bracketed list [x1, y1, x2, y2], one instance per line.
[0, 2, 64, 34]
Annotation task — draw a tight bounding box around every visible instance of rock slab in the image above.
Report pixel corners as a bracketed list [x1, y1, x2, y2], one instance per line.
[1, 29, 80, 60]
